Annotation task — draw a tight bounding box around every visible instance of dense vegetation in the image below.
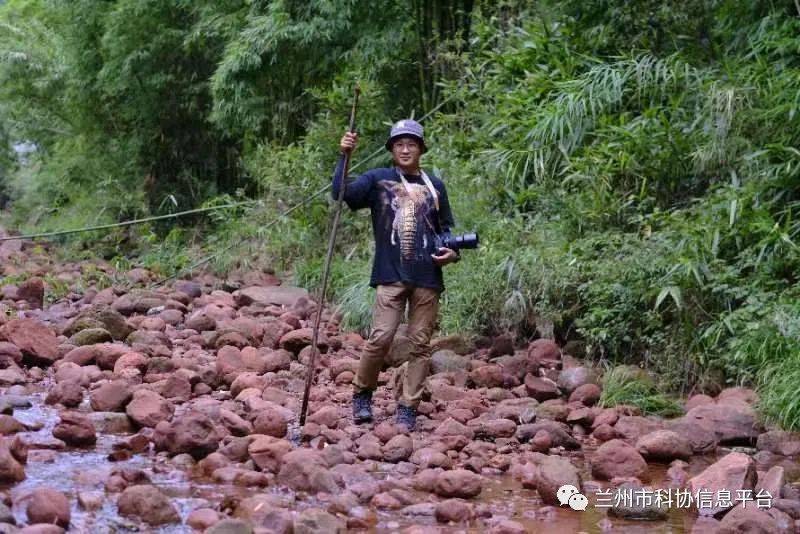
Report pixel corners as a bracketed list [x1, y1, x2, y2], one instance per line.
[1, 1, 799, 427]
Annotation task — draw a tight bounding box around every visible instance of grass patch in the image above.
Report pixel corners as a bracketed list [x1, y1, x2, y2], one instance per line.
[599, 365, 684, 417]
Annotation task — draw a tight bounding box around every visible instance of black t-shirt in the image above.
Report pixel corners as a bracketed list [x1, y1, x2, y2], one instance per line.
[332, 159, 456, 292]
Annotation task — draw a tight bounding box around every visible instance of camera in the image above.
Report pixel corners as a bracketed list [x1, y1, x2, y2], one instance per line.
[434, 231, 479, 253]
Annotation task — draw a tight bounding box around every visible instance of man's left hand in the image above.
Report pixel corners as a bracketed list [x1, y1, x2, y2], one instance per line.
[432, 247, 459, 266]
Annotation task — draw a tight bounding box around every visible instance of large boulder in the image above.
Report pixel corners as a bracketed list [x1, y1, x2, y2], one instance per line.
[688, 452, 757, 517]
[0, 318, 59, 367]
[126, 390, 173, 428]
[535, 456, 581, 506]
[0, 436, 25, 482]
[590, 439, 648, 481]
[117, 485, 180, 526]
[152, 411, 224, 459]
[636, 430, 692, 462]
[26, 488, 70, 528]
[684, 401, 761, 445]
[52, 411, 96, 446]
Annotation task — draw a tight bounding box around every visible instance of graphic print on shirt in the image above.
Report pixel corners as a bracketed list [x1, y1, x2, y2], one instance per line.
[378, 179, 437, 264]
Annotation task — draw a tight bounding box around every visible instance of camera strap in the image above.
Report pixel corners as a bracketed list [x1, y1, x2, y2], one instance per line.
[395, 168, 439, 212]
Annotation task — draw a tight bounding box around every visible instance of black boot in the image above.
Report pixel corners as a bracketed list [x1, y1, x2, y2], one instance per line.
[352, 389, 373, 424]
[395, 403, 417, 431]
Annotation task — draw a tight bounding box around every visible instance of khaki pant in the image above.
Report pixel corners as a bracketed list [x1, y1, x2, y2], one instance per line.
[354, 282, 439, 408]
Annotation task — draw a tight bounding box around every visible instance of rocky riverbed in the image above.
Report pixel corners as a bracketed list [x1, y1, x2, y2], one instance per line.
[0, 237, 798, 533]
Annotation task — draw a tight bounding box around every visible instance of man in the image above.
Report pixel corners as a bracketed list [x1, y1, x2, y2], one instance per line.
[332, 119, 460, 430]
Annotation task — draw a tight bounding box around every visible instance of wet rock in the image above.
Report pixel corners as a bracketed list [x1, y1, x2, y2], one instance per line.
[636, 430, 692, 462]
[233, 495, 294, 533]
[523, 375, 560, 402]
[219, 408, 253, 436]
[0, 319, 59, 367]
[152, 411, 223, 459]
[26, 488, 70, 528]
[434, 469, 482, 498]
[0, 366, 26, 385]
[614, 415, 664, 441]
[52, 411, 96, 446]
[757, 465, 785, 498]
[590, 439, 648, 481]
[383, 434, 413, 463]
[688, 452, 756, 516]
[435, 499, 474, 523]
[516, 421, 580, 449]
[534, 455, 582, 505]
[277, 449, 339, 494]
[44, 381, 83, 408]
[756, 430, 800, 456]
[684, 401, 761, 445]
[489, 519, 527, 534]
[206, 518, 254, 534]
[664, 417, 718, 454]
[125, 389, 173, 428]
[89, 412, 135, 434]
[186, 508, 221, 531]
[248, 436, 292, 473]
[717, 503, 788, 533]
[294, 507, 344, 534]
[0, 415, 26, 435]
[608, 482, 668, 520]
[0, 439, 24, 481]
[90, 381, 133, 412]
[117, 484, 180, 526]
[18, 526, 65, 534]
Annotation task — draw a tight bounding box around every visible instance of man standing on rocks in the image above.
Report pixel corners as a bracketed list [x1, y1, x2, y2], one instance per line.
[333, 119, 460, 430]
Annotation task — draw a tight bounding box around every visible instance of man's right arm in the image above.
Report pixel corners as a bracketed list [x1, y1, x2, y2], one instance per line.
[332, 156, 373, 210]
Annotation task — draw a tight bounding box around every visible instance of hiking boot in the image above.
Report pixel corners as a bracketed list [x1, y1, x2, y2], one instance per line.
[395, 403, 417, 431]
[352, 389, 373, 424]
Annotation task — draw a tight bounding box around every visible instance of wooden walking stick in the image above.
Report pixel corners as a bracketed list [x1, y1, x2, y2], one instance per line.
[299, 86, 360, 427]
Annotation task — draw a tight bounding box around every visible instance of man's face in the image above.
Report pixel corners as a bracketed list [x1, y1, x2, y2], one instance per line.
[391, 137, 422, 169]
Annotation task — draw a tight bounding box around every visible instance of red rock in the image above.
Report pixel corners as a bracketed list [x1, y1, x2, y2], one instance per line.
[276, 449, 339, 494]
[117, 484, 179, 525]
[17, 277, 45, 308]
[435, 499, 474, 523]
[113, 352, 148, 374]
[536, 455, 582, 505]
[45, 381, 83, 407]
[152, 411, 223, 459]
[527, 339, 560, 361]
[636, 430, 692, 462]
[685, 393, 714, 411]
[308, 405, 340, 428]
[383, 434, 413, 463]
[614, 415, 664, 441]
[0, 436, 25, 482]
[90, 381, 133, 412]
[0, 318, 59, 366]
[684, 401, 761, 445]
[756, 430, 800, 456]
[489, 519, 528, 534]
[590, 439, 648, 481]
[0, 341, 22, 366]
[717, 502, 788, 533]
[125, 390, 173, 428]
[248, 436, 292, 474]
[186, 508, 220, 530]
[469, 364, 505, 388]
[278, 328, 327, 355]
[569, 383, 602, 406]
[523, 374, 560, 401]
[26, 488, 70, 527]
[52, 411, 96, 446]
[688, 452, 756, 516]
[435, 469, 482, 498]
[516, 421, 580, 449]
[252, 406, 289, 438]
[557, 366, 598, 394]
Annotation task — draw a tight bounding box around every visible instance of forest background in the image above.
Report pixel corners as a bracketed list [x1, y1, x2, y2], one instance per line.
[1, 0, 799, 428]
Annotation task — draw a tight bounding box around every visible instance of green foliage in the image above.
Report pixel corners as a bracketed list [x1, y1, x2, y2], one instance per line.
[600, 365, 684, 416]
